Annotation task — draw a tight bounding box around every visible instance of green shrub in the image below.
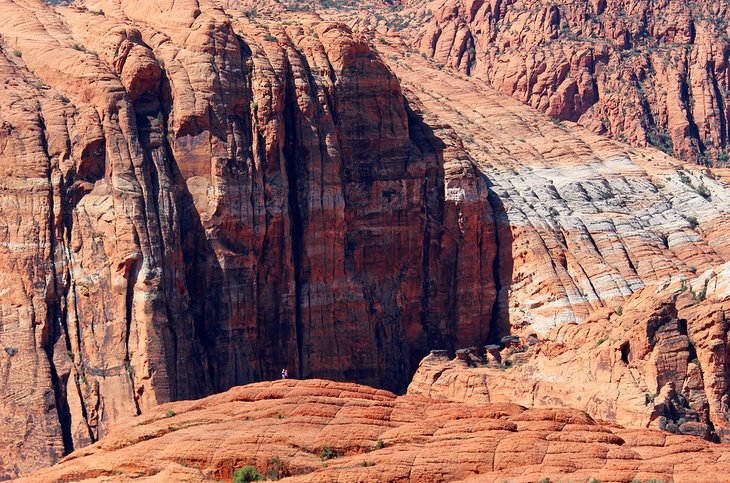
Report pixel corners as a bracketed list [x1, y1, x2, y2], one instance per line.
[677, 170, 692, 185]
[263, 35, 278, 42]
[165, 410, 176, 418]
[234, 466, 262, 482]
[319, 445, 338, 460]
[718, 150, 729, 165]
[375, 438, 385, 450]
[264, 456, 286, 480]
[696, 183, 711, 199]
[684, 215, 699, 229]
[648, 129, 674, 156]
[13, 50, 21, 58]
[596, 336, 608, 346]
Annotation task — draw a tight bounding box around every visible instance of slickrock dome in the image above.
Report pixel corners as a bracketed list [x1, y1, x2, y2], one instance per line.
[18, 379, 730, 482]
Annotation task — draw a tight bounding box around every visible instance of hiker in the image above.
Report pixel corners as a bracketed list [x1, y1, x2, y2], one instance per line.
[281, 368, 288, 379]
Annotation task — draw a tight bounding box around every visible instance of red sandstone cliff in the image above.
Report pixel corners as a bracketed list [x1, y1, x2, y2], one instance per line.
[4, 0, 730, 479]
[415, 0, 730, 164]
[306, 0, 730, 164]
[0, 0, 497, 476]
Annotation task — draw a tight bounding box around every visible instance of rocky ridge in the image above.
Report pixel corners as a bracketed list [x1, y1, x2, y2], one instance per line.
[408, 245, 730, 442]
[19, 379, 730, 483]
[375, 36, 730, 337]
[413, 0, 730, 165]
[293, 0, 730, 165]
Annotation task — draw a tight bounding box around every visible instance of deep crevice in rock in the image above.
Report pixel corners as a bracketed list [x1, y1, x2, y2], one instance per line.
[282, 55, 306, 380]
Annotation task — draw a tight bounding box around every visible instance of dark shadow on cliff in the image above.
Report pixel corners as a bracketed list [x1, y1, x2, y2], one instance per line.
[394, 101, 449, 393]
[484, 179, 514, 344]
[401, 101, 515, 385]
[151, 37, 300, 398]
[136, 73, 225, 401]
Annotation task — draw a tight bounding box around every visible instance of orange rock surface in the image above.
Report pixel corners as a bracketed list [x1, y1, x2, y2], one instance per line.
[18, 379, 730, 483]
[409, 266, 730, 442]
[4, 0, 730, 479]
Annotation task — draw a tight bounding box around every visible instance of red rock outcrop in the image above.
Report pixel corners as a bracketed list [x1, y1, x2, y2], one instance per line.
[5, 0, 730, 479]
[0, 0, 496, 476]
[406, 0, 730, 164]
[409, 262, 730, 442]
[18, 379, 730, 483]
[304, 0, 730, 164]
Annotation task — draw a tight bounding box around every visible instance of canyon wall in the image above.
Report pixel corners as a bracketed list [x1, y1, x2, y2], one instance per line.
[412, 0, 730, 163]
[0, 0, 497, 476]
[3, 0, 730, 478]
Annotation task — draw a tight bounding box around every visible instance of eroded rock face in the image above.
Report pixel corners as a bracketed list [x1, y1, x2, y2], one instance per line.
[303, 0, 730, 164]
[18, 379, 730, 483]
[410, 0, 730, 164]
[5, 0, 730, 478]
[409, 264, 730, 442]
[0, 0, 496, 477]
[293, 0, 730, 337]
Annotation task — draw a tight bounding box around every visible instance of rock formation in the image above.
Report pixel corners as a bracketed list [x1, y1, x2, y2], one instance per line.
[409, 262, 730, 442]
[18, 379, 730, 483]
[303, 0, 730, 164]
[413, 0, 730, 164]
[377, 38, 730, 340]
[0, 0, 495, 476]
[3, 0, 730, 479]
